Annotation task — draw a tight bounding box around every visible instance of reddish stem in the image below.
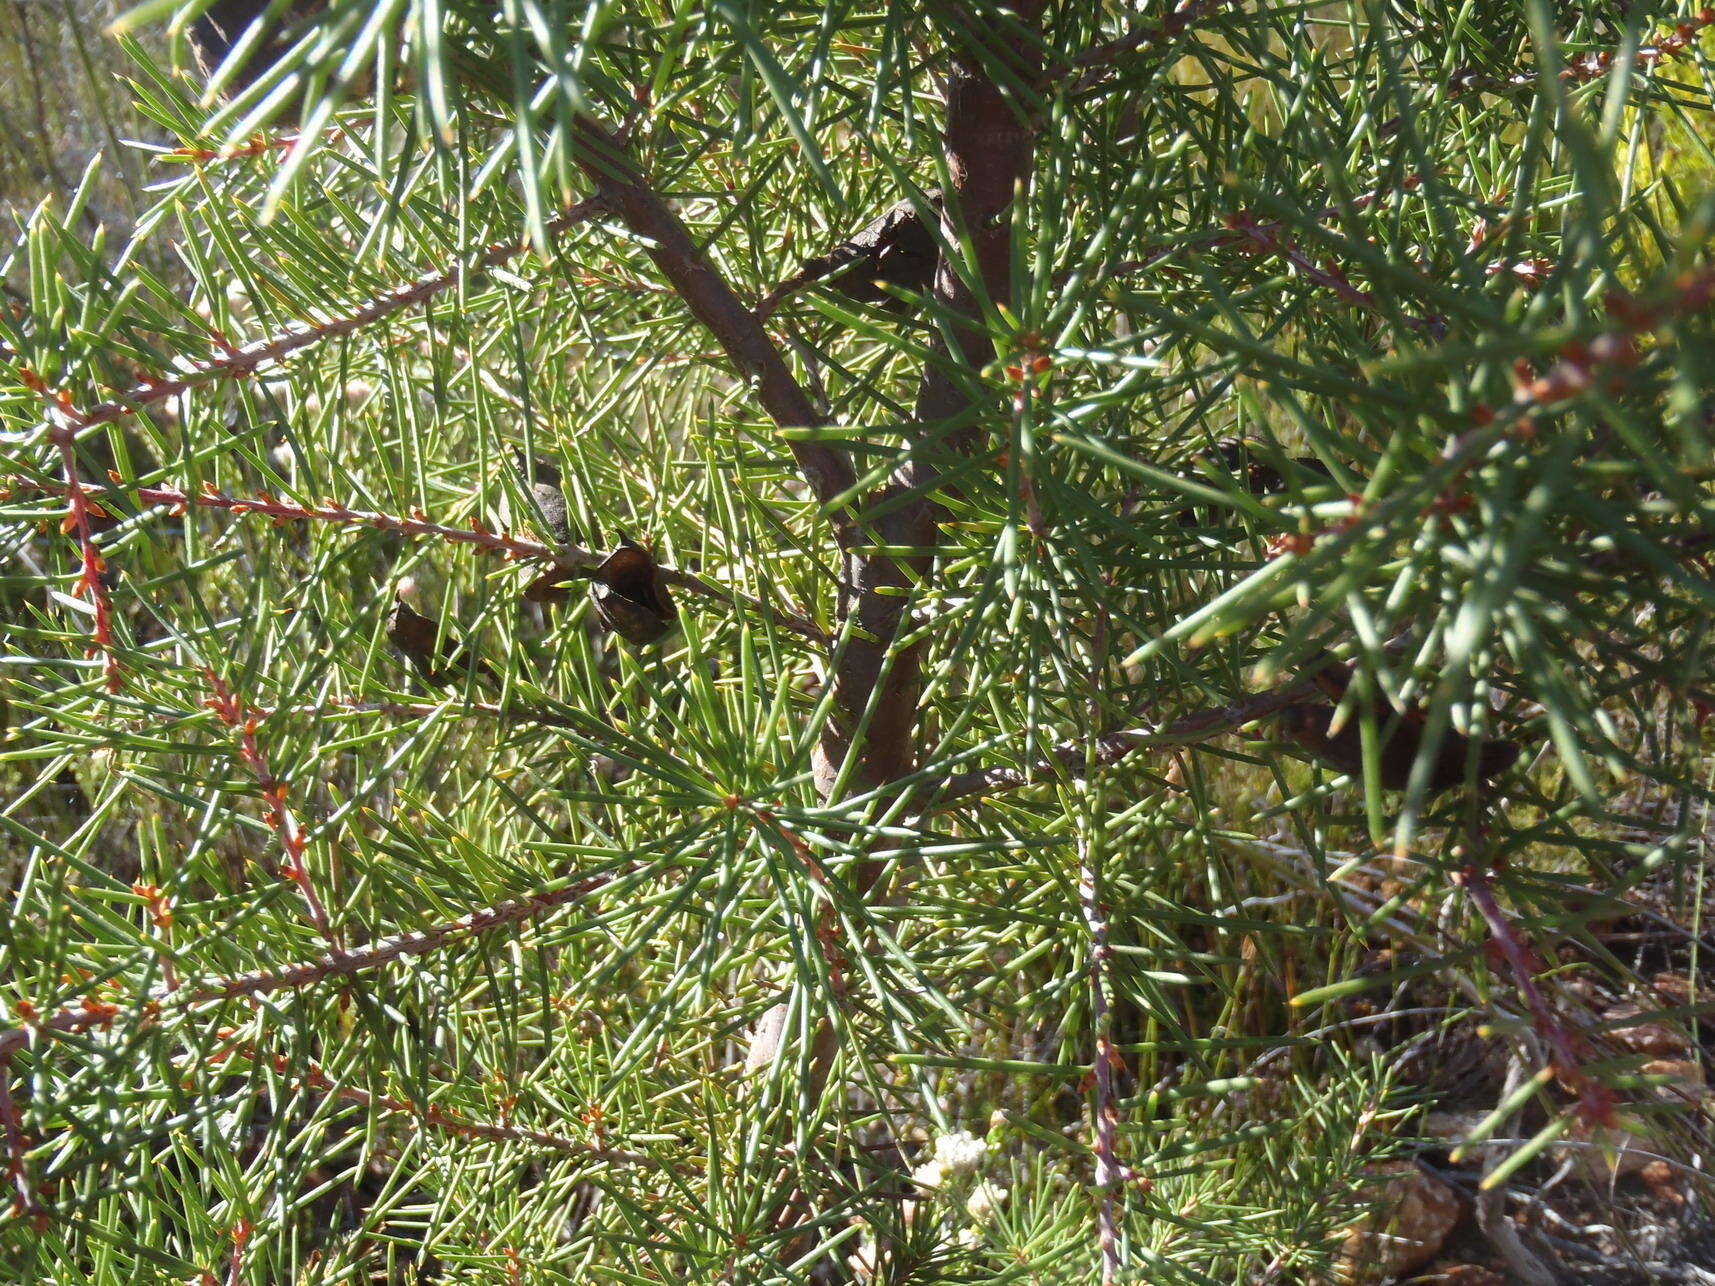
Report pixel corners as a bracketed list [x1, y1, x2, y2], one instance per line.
[205, 672, 339, 948]
[132, 884, 181, 992]
[274, 1054, 671, 1168]
[1454, 863, 1614, 1125]
[14, 200, 601, 450]
[1, 478, 826, 643]
[162, 125, 346, 164]
[0, 867, 624, 1062]
[121, 478, 563, 563]
[1449, 8, 1715, 96]
[189, 1031, 673, 1168]
[22, 374, 122, 691]
[0, 1055, 45, 1227]
[225, 1218, 250, 1286]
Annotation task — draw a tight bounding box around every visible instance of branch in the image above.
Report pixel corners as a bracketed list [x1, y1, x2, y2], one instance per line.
[243, 698, 614, 744]
[1453, 842, 1613, 1127]
[1045, 0, 1236, 92]
[5, 200, 603, 451]
[1109, 175, 1422, 277]
[1497, 268, 1715, 423]
[249, 696, 580, 726]
[3, 475, 579, 563]
[565, 115, 855, 516]
[268, 1053, 674, 1169]
[222, 1220, 250, 1286]
[1078, 609, 1124, 1280]
[19, 374, 121, 692]
[815, 0, 1046, 801]
[0, 865, 624, 1062]
[1227, 214, 1437, 331]
[1106, 175, 1439, 327]
[50, 430, 121, 693]
[161, 124, 346, 164]
[130, 883, 180, 994]
[926, 673, 1323, 807]
[0, 1055, 44, 1227]
[658, 567, 828, 645]
[1444, 8, 1715, 98]
[204, 672, 339, 947]
[1079, 838, 1122, 1281]
[0, 478, 827, 644]
[745, 12, 1048, 1254]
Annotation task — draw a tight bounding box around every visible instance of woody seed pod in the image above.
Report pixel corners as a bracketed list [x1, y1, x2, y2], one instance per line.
[590, 538, 677, 647]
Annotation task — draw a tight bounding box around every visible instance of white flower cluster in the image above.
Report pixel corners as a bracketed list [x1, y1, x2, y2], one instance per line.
[933, 1129, 988, 1178]
[964, 1178, 1006, 1223]
[910, 1129, 986, 1189]
[855, 1130, 1010, 1277]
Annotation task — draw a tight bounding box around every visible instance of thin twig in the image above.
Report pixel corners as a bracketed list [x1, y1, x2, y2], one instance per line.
[1228, 214, 1437, 330]
[224, 1219, 251, 1286]
[1108, 175, 1421, 276]
[6, 476, 575, 564]
[7, 199, 603, 450]
[1454, 858, 1613, 1125]
[753, 806, 853, 1007]
[1445, 8, 1715, 99]
[0, 1054, 44, 1226]
[1047, 0, 1237, 92]
[204, 672, 340, 948]
[927, 672, 1324, 806]
[566, 114, 855, 516]
[0, 478, 827, 643]
[249, 696, 586, 729]
[272, 1054, 674, 1169]
[161, 124, 346, 164]
[132, 884, 180, 992]
[0, 864, 626, 1061]
[1484, 268, 1715, 435]
[21, 374, 121, 692]
[658, 567, 828, 644]
[1106, 175, 1439, 328]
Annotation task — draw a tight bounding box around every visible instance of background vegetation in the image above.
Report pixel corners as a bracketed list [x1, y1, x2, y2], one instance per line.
[2, 1, 1714, 1281]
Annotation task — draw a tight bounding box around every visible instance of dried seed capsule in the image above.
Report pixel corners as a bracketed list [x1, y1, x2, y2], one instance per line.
[824, 193, 941, 309]
[590, 538, 677, 647]
[1276, 702, 1519, 795]
[760, 192, 942, 316]
[521, 567, 580, 605]
[386, 583, 499, 689]
[1176, 438, 1334, 526]
[511, 450, 576, 549]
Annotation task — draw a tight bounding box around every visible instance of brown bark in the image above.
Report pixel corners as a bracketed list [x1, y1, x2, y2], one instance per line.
[560, 42, 1046, 1266]
[566, 116, 856, 516]
[817, 0, 1046, 809]
[748, 8, 1047, 1263]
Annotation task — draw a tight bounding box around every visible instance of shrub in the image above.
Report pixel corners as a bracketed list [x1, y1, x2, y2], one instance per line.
[3, 2, 1712, 1281]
